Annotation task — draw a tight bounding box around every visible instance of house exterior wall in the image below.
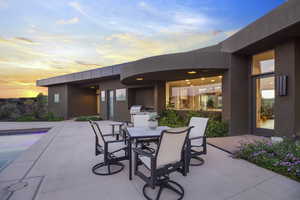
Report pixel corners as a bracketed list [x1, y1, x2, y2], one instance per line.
[67, 86, 97, 118]
[222, 55, 251, 135]
[128, 87, 154, 109]
[48, 84, 68, 119]
[41, 0, 300, 137]
[274, 39, 300, 136]
[295, 39, 300, 136]
[98, 78, 131, 121]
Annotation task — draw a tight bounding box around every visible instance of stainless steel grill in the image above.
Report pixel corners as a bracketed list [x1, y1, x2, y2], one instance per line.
[130, 105, 143, 115]
[130, 105, 144, 123]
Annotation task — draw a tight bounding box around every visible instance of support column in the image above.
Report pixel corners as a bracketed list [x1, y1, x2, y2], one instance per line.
[154, 81, 166, 113]
[222, 55, 251, 135]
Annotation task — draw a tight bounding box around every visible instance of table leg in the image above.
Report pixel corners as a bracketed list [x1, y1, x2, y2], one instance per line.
[128, 138, 132, 180]
[116, 126, 119, 140]
[112, 126, 115, 136]
[119, 125, 122, 140]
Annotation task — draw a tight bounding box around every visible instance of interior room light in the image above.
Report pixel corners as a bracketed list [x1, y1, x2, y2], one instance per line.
[136, 77, 144, 81]
[187, 71, 197, 74]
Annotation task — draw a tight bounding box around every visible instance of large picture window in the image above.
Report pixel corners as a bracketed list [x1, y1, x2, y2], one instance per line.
[166, 76, 222, 111]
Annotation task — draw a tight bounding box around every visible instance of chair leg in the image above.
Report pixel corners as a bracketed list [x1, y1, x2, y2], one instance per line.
[92, 161, 124, 176]
[142, 179, 184, 200]
[190, 155, 205, 166]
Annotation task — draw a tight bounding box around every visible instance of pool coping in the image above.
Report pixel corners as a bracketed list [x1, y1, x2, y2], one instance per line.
[0, 128, 52, 136]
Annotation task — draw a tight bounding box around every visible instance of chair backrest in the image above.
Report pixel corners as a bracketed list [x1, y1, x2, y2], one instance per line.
[89, 120, 106, 148]
[133, 114, 149, 127]
[188, 117, 209, 139]
[156, 127, 192, 168]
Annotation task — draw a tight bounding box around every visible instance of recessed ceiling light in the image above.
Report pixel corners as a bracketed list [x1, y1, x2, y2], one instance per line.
[211, 79, 215, 82]
[136, 77, 144, 81]
[187, 71, 197, 74]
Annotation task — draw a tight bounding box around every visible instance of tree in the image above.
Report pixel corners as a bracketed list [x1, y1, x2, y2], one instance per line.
[33, 93, 48, 119]
[0, 103, 21, 120]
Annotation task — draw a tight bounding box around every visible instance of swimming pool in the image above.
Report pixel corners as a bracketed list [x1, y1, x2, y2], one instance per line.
[0, 131, 47, 171]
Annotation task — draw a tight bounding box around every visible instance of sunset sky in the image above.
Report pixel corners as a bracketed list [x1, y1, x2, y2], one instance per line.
[0, 0, 284, 98]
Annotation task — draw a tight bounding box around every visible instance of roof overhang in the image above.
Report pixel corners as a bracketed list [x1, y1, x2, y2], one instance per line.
[36, 64, 124, 87]
[120, 45, 230, 84]
[221, 0, 300, 54]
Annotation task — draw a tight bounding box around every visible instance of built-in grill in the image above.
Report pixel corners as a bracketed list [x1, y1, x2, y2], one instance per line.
[130, 105, 143, 122]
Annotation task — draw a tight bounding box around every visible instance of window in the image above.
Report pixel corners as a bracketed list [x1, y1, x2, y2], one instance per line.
[54, 93, 60, 103]
[252, 50, 275, 75]
[116, 89, 126, 101]
[166, 76, 222, 111]
[101, 91, 106, 102]
[252, 50, 275, 130]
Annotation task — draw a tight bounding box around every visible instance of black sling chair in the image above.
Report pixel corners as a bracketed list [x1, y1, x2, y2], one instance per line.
[89, 120, 128, 175]
[133, 127, 193, 200]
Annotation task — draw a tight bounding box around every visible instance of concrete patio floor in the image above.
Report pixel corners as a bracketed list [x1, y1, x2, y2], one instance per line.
[0, 121, 299, 200]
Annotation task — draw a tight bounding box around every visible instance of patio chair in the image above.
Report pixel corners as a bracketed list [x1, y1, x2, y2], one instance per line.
[89, 120, 128, 176]
[133, 127, 193, 200]
[188, 117, 209, 166]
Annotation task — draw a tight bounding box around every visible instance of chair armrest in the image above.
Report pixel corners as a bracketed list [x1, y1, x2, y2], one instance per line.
[133, 148, 154, 158]
[106, 139, 127, 144]
[190, 136, 206, 140]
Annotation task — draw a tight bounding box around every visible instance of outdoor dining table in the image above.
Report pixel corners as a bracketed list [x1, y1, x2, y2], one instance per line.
[125, 126, 170, 180]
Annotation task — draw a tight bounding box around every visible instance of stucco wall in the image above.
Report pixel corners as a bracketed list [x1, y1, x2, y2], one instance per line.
[98, 78, 130, 121]
[48, 84, 68, 119]
[275, 39, 300, 136]
[222, 55, 250, 135]
[67, 86, 97, 118]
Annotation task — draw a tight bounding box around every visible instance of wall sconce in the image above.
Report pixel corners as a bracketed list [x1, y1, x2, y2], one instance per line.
[277, 75, 288, 96]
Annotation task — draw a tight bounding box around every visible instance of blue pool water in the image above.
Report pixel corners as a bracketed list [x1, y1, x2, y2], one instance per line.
[0, 132, 46, 171]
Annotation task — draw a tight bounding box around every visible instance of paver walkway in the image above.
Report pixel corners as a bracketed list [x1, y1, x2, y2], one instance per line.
[0, 121, 299, 200]
[208, 135, 270, 154]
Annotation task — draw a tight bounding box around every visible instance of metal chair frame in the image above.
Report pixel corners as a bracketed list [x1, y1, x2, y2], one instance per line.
[188, 118, 209, 166]
[89, 121, 128, 176]
[133, 127, 193, 200]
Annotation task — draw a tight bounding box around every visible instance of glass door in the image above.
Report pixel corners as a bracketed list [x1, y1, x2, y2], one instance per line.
[253, 75, 275, 135]
[107, 90, 114, 120]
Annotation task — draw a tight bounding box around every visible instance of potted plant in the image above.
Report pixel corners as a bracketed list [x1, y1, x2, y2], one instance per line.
[148, 113, 159, 129]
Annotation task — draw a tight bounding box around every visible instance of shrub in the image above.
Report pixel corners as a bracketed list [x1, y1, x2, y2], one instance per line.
[44, 112, 64, 121]
[233, 140, 300, 182]
[206, 120, 229, 137]
[185, 110, 222, 122]
[0, 103, 21, 120]
[75, 116, 102, 121]
[159, 109, 228, 137]
[16, 115, 38, 122]
[159, 109, 186, 128]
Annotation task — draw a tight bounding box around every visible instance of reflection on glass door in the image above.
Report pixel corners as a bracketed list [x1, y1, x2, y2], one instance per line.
[255, 76, 275, 130]
[108, 90, 114, 120]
